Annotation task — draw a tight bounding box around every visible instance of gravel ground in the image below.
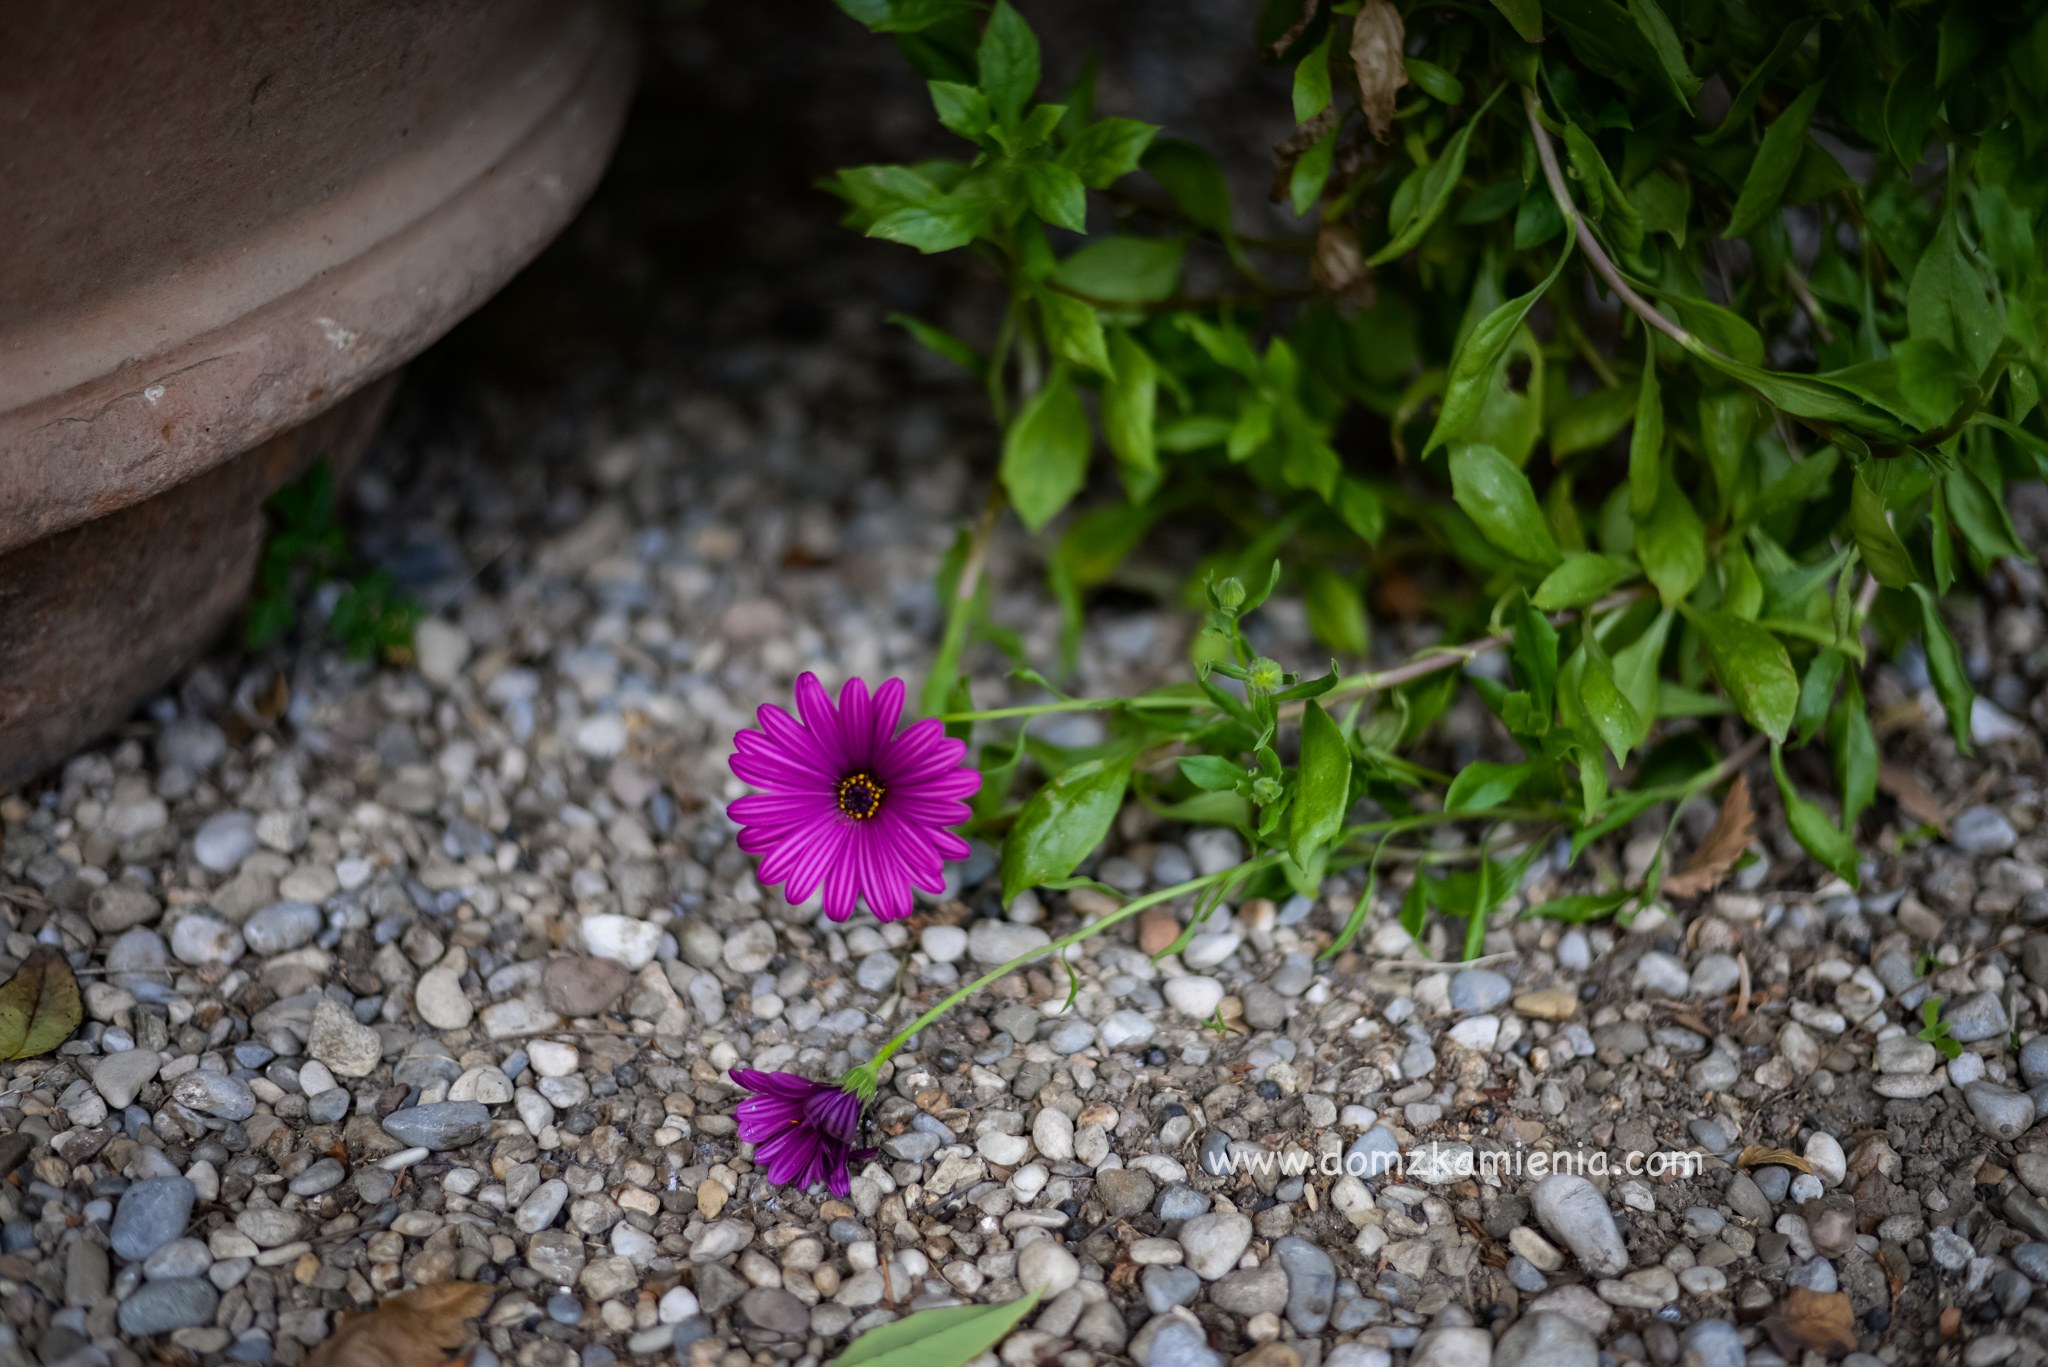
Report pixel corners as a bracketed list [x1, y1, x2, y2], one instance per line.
[5, 6, 2048, 1367]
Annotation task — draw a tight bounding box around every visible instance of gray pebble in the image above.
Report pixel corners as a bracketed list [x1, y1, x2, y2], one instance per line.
[117, 1277, 219, 1337]
[1964, 1082, 2037, 1140]
[1951, 806, 2019, 856]
[140, 1239, 211, 1282]
[381, 1101, 492, 1151]
[242, 901, 323, 956]
[287, 1158, 346, 1197]
[1494, 1311, 1597, 1367]
[1274, 1235, 1335, 1334]
[1944, 991, 2011, 1043]
[111, 1178, 196, 1262]
[1448, 969, 1511, 1013]
[1530, 1174, 1628, 1276]
[170, 1071, 256, 1122]
[1142, 1265, 1201, 1313]
[1679, 1320, 1745, 1367]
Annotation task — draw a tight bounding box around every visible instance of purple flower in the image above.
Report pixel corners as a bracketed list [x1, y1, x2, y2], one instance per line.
[730, 1068, 873, 1196]
[729, 672, 980, 922]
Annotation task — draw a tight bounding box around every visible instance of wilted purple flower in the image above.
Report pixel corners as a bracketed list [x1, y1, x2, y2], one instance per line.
[730, 1068, 872, 1196]
[729, 672, 980, 922]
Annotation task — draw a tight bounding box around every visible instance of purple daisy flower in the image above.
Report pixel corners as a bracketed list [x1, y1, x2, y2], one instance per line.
[730, 1068, 873, 1196]
[729, 672, 980, 923]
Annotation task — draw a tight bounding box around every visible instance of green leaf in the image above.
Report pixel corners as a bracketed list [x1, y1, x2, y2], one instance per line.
[1944, 461, 2030, 562]
[834, 1289, 1044, 1367]
[1289, 126, 1338, 216]
[1625, 0, 1699, 111]
[1848, 466, 1917, 589]
[1908, 207, 2001, 374]
[1635, 480, 1704, 604]
[1490, 0, 1543, 42]
[977, 0, 1039, 125]
[1794, 649, 1843, 746]
[1446, 760, 1538, 812]
[1694, 609, 1798, 743]
[868, 197, 986, 253]
[888, 313, 984, 377]
[1142, 139, 1231, 233]
[1050, 237, 1184, 304]
[1000, 756, 1130, 901]
[1367, 88, 1503, 266]
[1629, 342, 1663, 518]
[929, 80, 992, 140]
[1178, 755, 1247, 791]
[0, 948, 82, 1062]
[1450, 443, 1563, 568]
[1288, 701, 1352, 870]
[1062, 117, 1158, 188]
[1578, 646, 1642, 763]
[1533, 553, 1638, 610]
[1424, 222, 1576, 455]
[1023, 160, 1087, 231]
[1302, 564, 1370, 655]
[1547, 384, 1635, 458]
[1723, 83, 1821, 240]
[1293, 29, 1333, 123]
[1404, 58, 1466, 105]
[1910, 584, 1975, 755]
[1770, 744, 1860, 886]
[1037, 290, 1109, 374]
[1102, 331, 1159, 499]
[1611, 607, 1672, 746]
[1829, 669, 1878, 829]
[1001, 367, 1091, 531]
[1526, 890, 1634, 922]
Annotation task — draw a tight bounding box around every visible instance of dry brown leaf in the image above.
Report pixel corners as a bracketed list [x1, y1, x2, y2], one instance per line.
[1736, 1145, 1812, 1174]
[307, 1282, 494, 1367]
[1766, 1287, 1858, 1358]
[1664, 774, 1756, 898]
[1348, 0, 1408, 141]
[1877, 762, 1949, 833]
[0, 946, 83, 1061]
[1310, 221, 1375, 308]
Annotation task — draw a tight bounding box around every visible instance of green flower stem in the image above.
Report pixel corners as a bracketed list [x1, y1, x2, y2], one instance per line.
[937, 586, 1655, 726]
[862, 857, 1279, 1076]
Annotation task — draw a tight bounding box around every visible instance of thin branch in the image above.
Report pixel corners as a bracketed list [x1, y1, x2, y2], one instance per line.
[1783, 264, 1836, 345]
[1522, 88, 1701, 354]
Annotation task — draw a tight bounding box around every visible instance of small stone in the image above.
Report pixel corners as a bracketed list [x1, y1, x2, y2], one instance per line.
[169, 915, 243, 967]
[93, 1049, 162, 1109]
[1018, 1241, 1079, 1296]
[920, 925, 968, 963]
[1409, 1326, 1493, 1367]
[540, 956, 632, 1017]
[722, 923, 776, 975]
[1096, 1169, 1156, 1219]
[1950, 807, 2019, 856]
[288, 1159, 346, 1197]
[117, 1278, 219, 1337]
[1679, 1320, 1745, 1367]
[111, 1178, 196, 1262]
[307, 1000, 383, 1077]
[1944, 992, 2011, 1043]
[580, 913, 662, 970]
[140, 1239, 211, 1281]
[1179, 1211, 1252, 1279]
[1964, 1083, 2036, 1140]
[1211, 1263, 1287, 1317]
[1033, 1108, 1075, 1162]
[242, 901, 322, 956]
[1273, 1236, 1336, 1334]
[1164, 976, 1224, 1020]
[171, 1072, 255, 1121]
[1875, 1036, 1939, 1074]
[1494, 1311, 1597, 1367]
[414, 969, 474, 1030]
[235, 1208, 306, 1248]
[1513, 989, 1578, 1021]
[1448, 969, 1512, 1013]
[381, 1102, 492, 1151]
[413, 618, 472, 686]
[1099, 1009, 1156, 1049]
[1530, 1174, 1628, 1277]
[193, 812, 258, 873]
[737, 1286, 808, 1335]
[968, 919, 1050, 965]
[88, 883, 161, 934]
[1804, 1132, 1847, 1187]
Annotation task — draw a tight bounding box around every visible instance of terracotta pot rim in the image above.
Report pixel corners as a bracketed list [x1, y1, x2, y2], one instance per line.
[0, 3, 635, 559]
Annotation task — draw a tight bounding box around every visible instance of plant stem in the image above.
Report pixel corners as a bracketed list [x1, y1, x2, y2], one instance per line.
[1522, 88, 1699, 353]
[865, 859, 1276, 1071]
[936, 585, 1656, 724]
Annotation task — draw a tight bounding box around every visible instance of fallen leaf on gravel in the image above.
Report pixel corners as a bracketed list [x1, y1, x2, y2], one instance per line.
[0, 947, 82, 1061]
[1736, 1146, 1812, 1174]
[1877, 762, 1948, 833]
[1766, 1287, 1858, 1358]
[307, 1282, 494, 1367]
[1664, 774, 1755, 898]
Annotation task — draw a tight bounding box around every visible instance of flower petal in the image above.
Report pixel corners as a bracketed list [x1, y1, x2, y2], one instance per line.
[794, 673, 848, 767]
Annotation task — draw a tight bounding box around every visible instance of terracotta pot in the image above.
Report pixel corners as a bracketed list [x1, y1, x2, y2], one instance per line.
[0, 0, 637, 788]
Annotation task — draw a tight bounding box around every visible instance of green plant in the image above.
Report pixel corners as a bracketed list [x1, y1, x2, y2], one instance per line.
[249, 461, 424, 663]
[1918, 996, 1961, 1059]
[830, 0, 2046, 952]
